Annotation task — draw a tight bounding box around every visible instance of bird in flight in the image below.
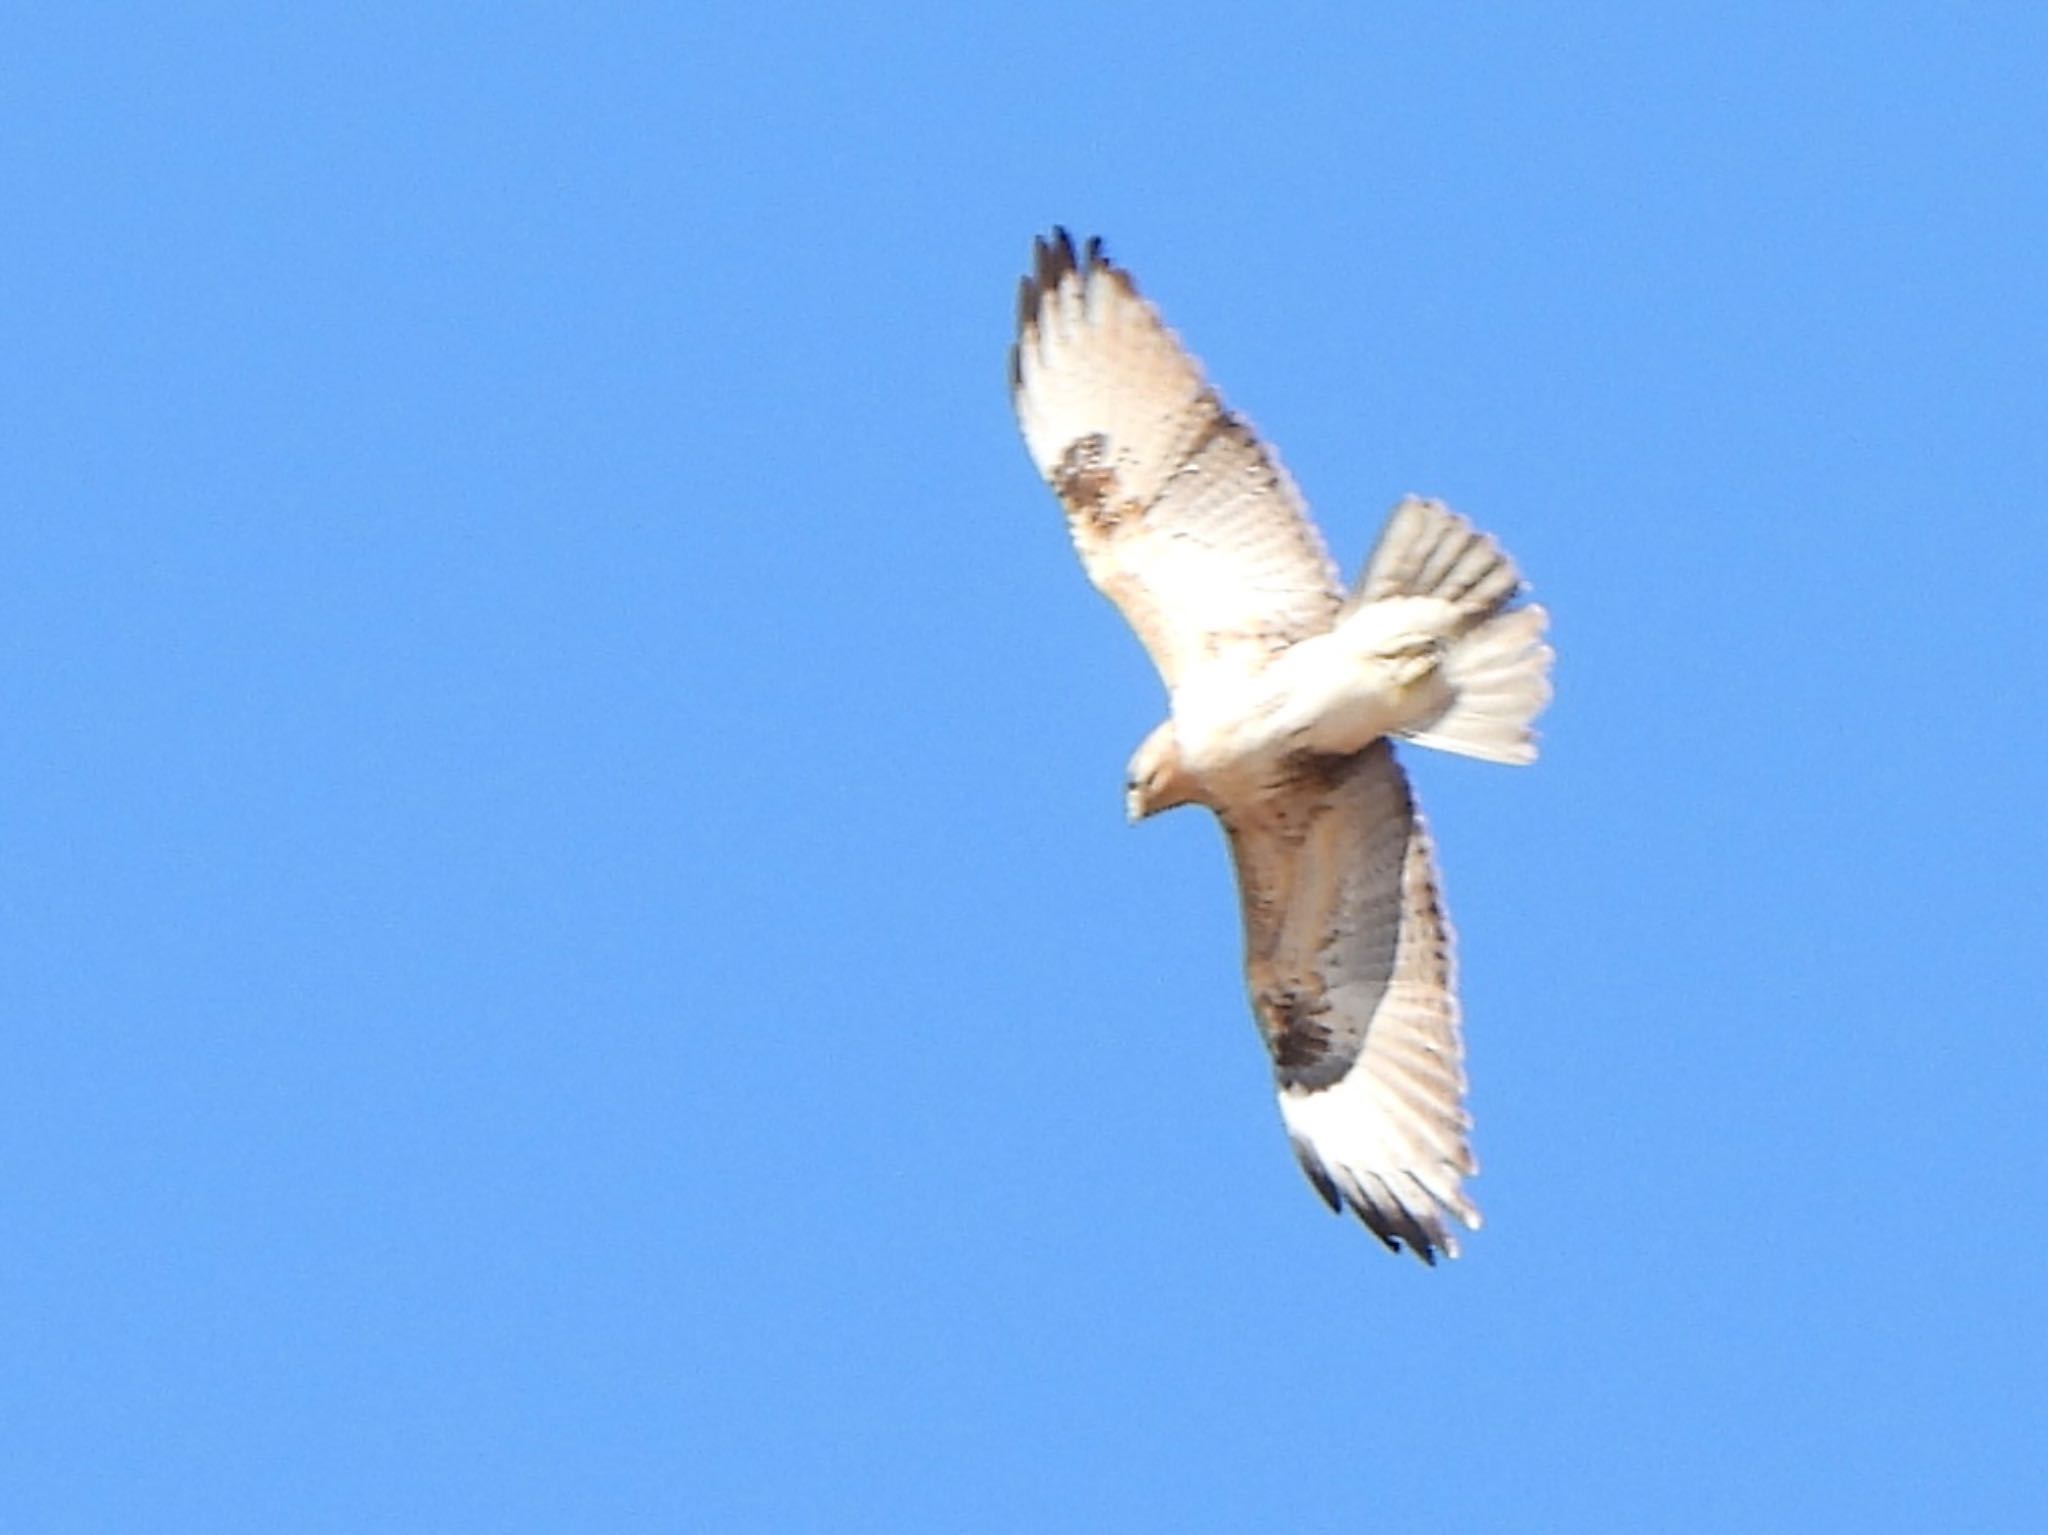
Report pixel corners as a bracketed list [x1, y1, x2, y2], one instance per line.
[1009, 229, 1552, 1262]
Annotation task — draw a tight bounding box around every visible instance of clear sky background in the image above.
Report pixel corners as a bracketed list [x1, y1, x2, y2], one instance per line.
[7, 5, 2046, 1531]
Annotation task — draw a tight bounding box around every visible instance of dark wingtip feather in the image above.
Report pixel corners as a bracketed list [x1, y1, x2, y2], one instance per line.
[1360, 1180, 1435, 1263]
[1017, 229, 1074, 346]
[1296, 1142, 1452, 1265]
[1034, 227, 1073, 298]
[1019, 227, 1111, 317]
[1013, 228, 1111, 394]
[1310, 1163, 1454, 1265]
[1359, 1213, 1405, 1257]
[1293, 1141, 1343, 1213]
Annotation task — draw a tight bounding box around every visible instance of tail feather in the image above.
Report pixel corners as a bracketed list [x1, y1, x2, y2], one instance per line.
[1352, 496, 1554, 766]
[1354, 496, 1522, 621]
[1404, 604, 1553, 765]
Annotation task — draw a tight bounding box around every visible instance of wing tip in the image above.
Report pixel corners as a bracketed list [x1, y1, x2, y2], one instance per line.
[1014, 227, 1132, 336]
[1013, 228, 1078, 399]
[1286, 1128, 1480, 1266]
[1025, 226, 1083, 313]
[1012, 226, 1131, 407]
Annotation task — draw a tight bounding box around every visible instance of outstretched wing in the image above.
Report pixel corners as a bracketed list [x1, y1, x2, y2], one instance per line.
[1224, 742, 1478, 1262]
[1009, 229, 1342, 691]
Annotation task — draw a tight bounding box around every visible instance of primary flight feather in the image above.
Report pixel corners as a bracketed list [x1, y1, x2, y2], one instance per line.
[1009, 229, 1553, 1262]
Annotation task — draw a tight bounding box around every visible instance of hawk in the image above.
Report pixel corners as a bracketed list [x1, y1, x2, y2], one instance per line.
[1009, 230, 1553, 1262]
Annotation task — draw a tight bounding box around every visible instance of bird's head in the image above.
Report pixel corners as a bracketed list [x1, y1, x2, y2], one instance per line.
[1125, 723, 1196, 824]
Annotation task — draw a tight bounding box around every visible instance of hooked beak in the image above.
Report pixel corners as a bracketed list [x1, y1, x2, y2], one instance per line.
[1124, 784, 1144, 825]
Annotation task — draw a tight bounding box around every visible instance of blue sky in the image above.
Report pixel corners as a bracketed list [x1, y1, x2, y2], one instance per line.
[7, 4, 2047, 1530]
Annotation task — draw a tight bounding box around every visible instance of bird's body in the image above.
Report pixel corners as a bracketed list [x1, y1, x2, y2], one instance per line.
[1009, 230, 1553, 1262]
[1171, 617, 1451, 780]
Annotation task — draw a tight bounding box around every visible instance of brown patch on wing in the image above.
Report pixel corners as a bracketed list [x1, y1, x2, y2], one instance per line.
[1277, 747, 1361, 798]
[1050, 433, 1138, 536]
[1257, 984, 1336, 1073]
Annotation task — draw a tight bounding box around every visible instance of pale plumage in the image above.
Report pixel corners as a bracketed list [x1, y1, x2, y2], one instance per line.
[1010, 230, 1553, 1262]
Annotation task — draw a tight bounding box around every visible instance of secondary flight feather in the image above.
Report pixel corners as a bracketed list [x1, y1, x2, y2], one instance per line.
[1009, 229, 1553, 1262]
